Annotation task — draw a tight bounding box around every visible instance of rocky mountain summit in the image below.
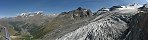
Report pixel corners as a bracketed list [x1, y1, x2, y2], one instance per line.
[1, 3, 148, 40]
[58, 7, 93, 19]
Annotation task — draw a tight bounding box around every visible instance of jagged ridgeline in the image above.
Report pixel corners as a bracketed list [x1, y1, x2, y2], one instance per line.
[0, 3, 148, 40]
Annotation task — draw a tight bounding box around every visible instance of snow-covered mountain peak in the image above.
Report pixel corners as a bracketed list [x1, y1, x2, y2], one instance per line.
[128, 3, 142, 7]
[17, 11, 45, 17]
[108, 3, 144, 13]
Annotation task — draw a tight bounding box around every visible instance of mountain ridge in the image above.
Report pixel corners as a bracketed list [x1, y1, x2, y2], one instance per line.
[0, 3, 148, 40]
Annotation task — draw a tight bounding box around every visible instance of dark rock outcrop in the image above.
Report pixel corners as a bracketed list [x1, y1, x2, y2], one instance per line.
[109, 6, 123, 11]
[125, 12, 148, 40]
[139, 4, 148, 12]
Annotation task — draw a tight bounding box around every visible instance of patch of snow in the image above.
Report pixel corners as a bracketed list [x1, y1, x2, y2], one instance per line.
[29, 15, 34, 16]
[84, 9, 88, 11]
[19, 13, 28, 16]
[112, 4, 142, 13]
[103, 9, 110, 11]
[115, 3, 142, 11]
[34, 11, 43, 14]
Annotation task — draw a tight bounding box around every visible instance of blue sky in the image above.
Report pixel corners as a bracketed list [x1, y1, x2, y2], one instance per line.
[0, 0, 147, 18]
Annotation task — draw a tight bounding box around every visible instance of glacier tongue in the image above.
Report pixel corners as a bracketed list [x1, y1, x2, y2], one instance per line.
[56, 12, 132, 40]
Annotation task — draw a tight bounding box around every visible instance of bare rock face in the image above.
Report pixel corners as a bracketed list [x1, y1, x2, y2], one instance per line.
[139, 4, 148, 12]
[124, 12, 148, 40]
[58, 7, 93, 19]
[141, 4, 148, 8]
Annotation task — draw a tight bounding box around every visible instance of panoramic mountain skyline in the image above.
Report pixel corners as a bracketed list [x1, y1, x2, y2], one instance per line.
[1, 0, 148, 40]
[0, 0, 147, 18]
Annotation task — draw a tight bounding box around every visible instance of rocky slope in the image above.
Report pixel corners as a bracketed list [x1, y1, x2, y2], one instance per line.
[124, 4, 148, 40]
[124, 12, 148, 40]
[42, 7, 94, 40]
